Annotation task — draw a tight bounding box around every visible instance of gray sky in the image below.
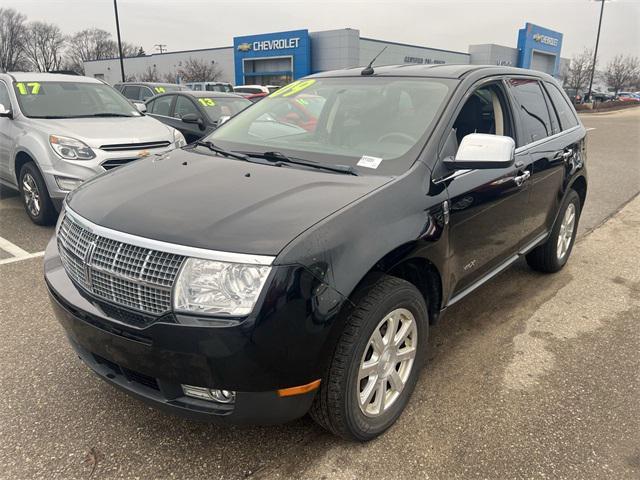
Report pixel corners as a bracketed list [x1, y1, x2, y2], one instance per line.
[3, 0, 639, 64]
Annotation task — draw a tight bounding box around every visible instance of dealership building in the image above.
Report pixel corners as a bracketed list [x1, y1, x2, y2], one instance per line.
[85, 23, 567, 86]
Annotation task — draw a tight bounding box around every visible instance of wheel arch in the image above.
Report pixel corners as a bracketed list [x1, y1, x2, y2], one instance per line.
[570, 174, 587, 208]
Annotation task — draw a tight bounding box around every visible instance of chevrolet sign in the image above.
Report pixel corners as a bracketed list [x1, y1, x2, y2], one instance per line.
[237, 43, 252, 52]
[533, 33, 559, 47]
[237, 37, 301, 53]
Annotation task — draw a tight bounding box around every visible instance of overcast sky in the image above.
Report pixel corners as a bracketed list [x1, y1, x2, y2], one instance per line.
[3, 0, 639, 64]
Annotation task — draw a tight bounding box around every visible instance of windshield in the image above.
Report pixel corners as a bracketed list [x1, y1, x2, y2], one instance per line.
[14, 81, 140, 118]
[197, 96, 252, 123]
[207, 77, 452, 175]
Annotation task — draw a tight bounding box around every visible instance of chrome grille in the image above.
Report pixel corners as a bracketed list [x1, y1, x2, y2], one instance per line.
[56, 213, 185, 316]
[99, 141, 171, 151]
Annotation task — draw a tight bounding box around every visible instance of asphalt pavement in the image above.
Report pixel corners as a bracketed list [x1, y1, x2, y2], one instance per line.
[0, 108, 638, 479]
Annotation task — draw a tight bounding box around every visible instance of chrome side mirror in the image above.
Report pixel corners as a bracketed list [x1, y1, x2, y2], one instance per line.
[0, 103, 13, 118]
[444, 133, 515, 170]
[217, 115, 231, 126]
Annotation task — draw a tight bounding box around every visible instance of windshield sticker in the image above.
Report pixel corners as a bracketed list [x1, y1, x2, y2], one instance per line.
[270, 79, 316, 98]
[16, 82, 41, 95]
[198, 98, 216, 106]
[357, 155, 383, 169]
[154, 86, 166, 93]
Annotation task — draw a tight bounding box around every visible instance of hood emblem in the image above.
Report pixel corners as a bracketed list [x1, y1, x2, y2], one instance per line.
[137, 149, 151, 158]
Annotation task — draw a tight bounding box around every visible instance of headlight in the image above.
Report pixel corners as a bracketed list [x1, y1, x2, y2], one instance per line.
[173, 258, 271, 316]
[172, 129, 187, 148]
[49, 135, 95, 160]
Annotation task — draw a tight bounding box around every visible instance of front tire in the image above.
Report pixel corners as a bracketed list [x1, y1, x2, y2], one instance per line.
[526, 189, 581, 273]
[310, 275, 428, 441]
[19, 162, 57, 226]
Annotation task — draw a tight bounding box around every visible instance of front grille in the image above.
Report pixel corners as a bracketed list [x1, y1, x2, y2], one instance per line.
[101, 158, 138, 170]
[99, 141, 171, 152]
[57, 212, 185, 317]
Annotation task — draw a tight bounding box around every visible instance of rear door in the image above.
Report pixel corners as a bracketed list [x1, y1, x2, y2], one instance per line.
[507, 78, 582, 246]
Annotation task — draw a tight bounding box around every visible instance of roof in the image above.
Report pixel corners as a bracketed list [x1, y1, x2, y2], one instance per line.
[114, 81, 185, 88]
[5, 72, 101, 83]
[308, 64, 555, 81]
[174, 91, 246, 99]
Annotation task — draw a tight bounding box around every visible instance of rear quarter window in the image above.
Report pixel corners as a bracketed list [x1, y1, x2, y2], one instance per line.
[544, 82, 580, 131]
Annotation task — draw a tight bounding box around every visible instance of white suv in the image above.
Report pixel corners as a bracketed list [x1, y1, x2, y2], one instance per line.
[0, 73, 186, 224]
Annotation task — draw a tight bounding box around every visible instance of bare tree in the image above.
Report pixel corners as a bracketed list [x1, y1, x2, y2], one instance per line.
[605, 55, 640, 95]
[64, 28, 141, 74]
[22, 21, 66, 72]
[564, 49, 595, 92]
[178, 57, 221, 82]
[139, 65, 159, 82]
[0, 8, 28, 71]
[162, 70, 178, 83]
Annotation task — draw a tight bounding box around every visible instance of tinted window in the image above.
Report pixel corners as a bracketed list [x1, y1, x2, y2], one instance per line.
[196, 96, 252, 123]
[235, 87, 262, 94]
[122, 85, 141, 100]
[0, 81, 11, 109]
[509, 79, 552, 144]
[150, 95, 173, 116]
[140, 87, 155, 101]
[545, 83, 579, 130]
[172, 95, 199, 119]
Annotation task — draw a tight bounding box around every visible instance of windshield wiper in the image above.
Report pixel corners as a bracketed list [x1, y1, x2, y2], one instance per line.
[189, 140, 251, 162]
[247, 151, 358, 176]
[84, 112, 135, 117]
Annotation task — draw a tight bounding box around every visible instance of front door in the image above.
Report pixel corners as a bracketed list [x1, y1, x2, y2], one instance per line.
[0, 80, 15, 182]
[441, 81, 530, 296]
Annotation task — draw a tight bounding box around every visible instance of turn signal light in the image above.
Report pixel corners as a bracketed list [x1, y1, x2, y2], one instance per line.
[277, 379, 321, 397]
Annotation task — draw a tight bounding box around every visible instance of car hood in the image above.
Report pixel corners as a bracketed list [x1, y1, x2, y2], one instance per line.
[67, 148, 390, 256]
[29, 115, 173, 148]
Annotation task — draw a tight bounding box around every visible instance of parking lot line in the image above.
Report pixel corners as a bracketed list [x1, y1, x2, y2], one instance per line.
[0, 236, 45, 265]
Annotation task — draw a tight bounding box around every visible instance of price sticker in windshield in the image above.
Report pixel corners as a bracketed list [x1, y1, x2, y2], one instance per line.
[198, 98, 216, 106]
[269, 79, 316, 98]
[154, 86, 166, 93]
[15, 82, 42, 95]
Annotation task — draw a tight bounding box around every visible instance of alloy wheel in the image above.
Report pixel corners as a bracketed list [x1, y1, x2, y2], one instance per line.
[557, 202, 576, 260]
[22, 173, 41, 217]
[357, 308, 418, 417]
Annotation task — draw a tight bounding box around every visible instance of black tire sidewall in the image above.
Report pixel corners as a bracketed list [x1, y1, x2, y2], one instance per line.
[342, 280, 429, 440]
[19, 162, 56, 225]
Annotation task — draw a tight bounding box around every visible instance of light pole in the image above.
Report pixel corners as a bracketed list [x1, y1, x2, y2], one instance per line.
[586, 0, 608, 102]
[113, 0, 126, 82]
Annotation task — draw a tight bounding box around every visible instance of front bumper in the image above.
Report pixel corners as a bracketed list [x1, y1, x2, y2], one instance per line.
[44, 238, 344, 424]
[42, 146, 174, 201]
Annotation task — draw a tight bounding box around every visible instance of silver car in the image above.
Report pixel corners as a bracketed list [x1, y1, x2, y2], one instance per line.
[0, 72, 186, 225]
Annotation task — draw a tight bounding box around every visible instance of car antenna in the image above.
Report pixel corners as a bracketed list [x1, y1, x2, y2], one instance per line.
[361, 46, 387, 76]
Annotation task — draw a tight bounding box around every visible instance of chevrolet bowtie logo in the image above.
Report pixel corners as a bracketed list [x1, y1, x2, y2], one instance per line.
[137, 149, 151, 158]
[237, 42, 252, 52]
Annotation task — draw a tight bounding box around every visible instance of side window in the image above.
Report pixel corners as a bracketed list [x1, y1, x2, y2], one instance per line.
[122, 85, 141, 100]
[508, 79, 552, 144]
[544, 82, 580, 131]
[140, 87, 154, 101]
[0, 81, 12, 109]
[172, 95, 199, 119]
[452, 82, 514, 146]
[150, 95, 173, 116]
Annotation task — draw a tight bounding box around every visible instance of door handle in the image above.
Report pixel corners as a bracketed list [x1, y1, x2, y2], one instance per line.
[554, 149, 573, 161]
[514, 170, 531, 187]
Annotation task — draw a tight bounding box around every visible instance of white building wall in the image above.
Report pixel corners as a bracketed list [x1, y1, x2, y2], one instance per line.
[84, 47, 235, 85]
[309, 28, 360, 72]
[359, 38, 470, 67]
[468, 44, 519, 67]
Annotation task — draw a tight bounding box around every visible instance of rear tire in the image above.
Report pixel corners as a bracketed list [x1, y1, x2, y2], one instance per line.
[526, 189, 581, 273]
[310, 275, 428, 441]
[19, 161, 57, 226]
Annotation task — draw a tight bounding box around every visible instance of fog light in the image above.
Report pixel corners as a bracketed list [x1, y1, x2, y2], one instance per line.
[181, 384, 236, 404]
[55, 176, 83, 192]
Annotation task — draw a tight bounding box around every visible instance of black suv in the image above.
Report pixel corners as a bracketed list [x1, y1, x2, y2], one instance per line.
[45, 65, 587, 441]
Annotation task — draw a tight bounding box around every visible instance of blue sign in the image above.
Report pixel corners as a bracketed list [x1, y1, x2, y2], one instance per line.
[233, 30, 311, 86]
[517, 23, 563, 77]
